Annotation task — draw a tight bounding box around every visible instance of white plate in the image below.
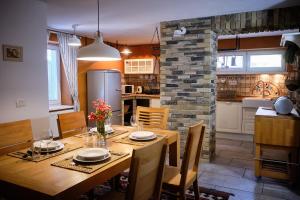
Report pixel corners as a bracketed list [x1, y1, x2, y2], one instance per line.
[130, 131, 155, 139]
[73, 149, 111, 163]
[89, 126, 114, 134]
[75, 148, 110, 161]
[34, 141, 64, 153]
[129, 134, 157, 141]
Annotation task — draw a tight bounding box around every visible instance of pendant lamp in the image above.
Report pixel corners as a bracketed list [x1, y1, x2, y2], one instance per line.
[77, 0, 121, 61]
[68, 24, 81, 47]
[121, 47, 132, 55]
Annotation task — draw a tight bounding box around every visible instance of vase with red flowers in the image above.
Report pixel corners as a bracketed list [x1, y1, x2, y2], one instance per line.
[88, 99, 112, 147]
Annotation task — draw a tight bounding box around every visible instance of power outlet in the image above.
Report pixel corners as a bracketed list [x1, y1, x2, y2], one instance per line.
[16, 98, 26, 108]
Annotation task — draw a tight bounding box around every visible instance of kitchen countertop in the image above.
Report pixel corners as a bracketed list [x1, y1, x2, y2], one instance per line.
[217, 96, 275, 102]
[122, 94, 160, 100]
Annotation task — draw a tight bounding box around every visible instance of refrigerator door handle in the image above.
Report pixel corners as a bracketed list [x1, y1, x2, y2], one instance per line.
[115, 89, 121, 91]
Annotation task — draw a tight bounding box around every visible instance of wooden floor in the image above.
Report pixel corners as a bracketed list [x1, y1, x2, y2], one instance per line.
[198, 138, 300, 200]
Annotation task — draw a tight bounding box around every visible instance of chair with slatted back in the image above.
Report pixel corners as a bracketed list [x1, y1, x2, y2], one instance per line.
[101, 137, 167, 200]
[162, 121, 205, 200]
[0, 119, 33, 156]
[57, 111, 87, 139]
[136, 106, 169, 130]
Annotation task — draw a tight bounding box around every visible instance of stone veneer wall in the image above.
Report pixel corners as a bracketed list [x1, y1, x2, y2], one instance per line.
[160, 6, 300, 161]
[160, 18, 217, 160]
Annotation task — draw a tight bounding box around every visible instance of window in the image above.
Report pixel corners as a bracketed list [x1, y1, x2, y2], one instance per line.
[247, 50, 284, 72]
[47, 45, 61, 105]
[217, 52, 245, 71]
[217, 49, 285, 74]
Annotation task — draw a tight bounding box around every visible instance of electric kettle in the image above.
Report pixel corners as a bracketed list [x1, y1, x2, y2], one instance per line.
[273, 96, 294, 115]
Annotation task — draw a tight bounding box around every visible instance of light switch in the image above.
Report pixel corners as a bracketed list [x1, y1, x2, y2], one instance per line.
[16, 98, 26, 108]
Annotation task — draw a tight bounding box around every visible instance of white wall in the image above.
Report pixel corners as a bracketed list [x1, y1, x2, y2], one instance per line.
[0, 0, 48, 124]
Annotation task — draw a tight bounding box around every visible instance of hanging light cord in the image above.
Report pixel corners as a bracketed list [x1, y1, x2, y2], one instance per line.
[150, 26, 160, 44]
[97, 0, 100, 37]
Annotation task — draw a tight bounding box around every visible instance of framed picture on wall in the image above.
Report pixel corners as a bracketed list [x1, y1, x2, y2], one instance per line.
[2, 45, 23, 62]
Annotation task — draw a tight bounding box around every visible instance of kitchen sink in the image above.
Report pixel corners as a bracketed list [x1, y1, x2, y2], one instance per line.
[242, 97, 273, 108]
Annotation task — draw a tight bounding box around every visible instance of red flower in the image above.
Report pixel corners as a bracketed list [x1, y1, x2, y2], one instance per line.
[88, 98, 112, 122]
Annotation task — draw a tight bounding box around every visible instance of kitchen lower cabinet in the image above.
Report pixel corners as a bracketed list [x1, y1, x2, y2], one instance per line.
[242, 107, 257, 134]
[216, 101, 242, 133]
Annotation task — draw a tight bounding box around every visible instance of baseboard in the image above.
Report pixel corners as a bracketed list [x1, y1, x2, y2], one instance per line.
[216, 132, 254, 142]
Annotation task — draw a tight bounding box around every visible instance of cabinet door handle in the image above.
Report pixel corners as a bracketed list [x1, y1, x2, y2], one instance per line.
[115, 89, 121, 92]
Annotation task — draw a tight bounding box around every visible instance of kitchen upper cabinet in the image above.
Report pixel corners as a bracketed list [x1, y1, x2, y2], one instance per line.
[216, 101, 242, 133]
[124, 58, 154, 74]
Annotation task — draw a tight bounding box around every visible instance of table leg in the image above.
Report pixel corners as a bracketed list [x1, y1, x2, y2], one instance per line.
[169, 133, 180, 167]
[255, 144, 261, 177]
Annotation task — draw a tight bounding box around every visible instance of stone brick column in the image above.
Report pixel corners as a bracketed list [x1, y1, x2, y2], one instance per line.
[160, 18, 217, 161]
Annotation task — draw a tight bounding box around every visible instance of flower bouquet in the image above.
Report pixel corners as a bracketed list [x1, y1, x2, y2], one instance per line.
[88, 99, 112, 146]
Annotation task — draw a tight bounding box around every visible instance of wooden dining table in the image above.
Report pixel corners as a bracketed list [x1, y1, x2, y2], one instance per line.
[0, 125, 180, 200]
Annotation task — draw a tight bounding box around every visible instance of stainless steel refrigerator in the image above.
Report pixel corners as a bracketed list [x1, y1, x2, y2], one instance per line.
[87, 70, 121, 126]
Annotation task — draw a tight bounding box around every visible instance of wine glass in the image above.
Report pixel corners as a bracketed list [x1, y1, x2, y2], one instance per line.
[130, 115, 137, 127]
[105, 117, 112, 134]
[40, 129, 53, 155]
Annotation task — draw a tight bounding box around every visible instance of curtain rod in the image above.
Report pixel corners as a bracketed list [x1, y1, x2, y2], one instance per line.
[47, 27, 90, 38]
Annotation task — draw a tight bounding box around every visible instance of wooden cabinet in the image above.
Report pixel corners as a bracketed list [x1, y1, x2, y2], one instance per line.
[124, 59, 154, 74]
[216, 101, 242, 133]
[255, 107, 300, 182]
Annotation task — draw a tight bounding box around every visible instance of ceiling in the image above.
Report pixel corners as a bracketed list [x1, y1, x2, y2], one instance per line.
[47, 0, 300, 45]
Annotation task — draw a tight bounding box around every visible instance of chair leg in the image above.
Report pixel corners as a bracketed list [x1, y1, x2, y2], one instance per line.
[193, 180, 199, 200]
[178, 190, 186, 200]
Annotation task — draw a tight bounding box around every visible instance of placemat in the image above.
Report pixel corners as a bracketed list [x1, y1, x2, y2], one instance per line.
[51, 151, 129, 174]
[113, 134, 163, 146]
[73, 129, 128, 139]
[8, 143, 83, 162]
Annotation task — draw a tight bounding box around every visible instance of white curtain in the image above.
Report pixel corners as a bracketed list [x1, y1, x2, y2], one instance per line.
[57, 33, 80, 111]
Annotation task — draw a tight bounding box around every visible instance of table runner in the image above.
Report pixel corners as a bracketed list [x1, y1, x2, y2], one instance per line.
[51, 151, 129, 174]
[73, 129, 128, 139]
[113, 134, 164, 146]
[8, 143, 83, 162]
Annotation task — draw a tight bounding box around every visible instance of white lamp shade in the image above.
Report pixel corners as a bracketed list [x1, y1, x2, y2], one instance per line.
[68, 35, 81, 46]
[77, 36, 121, 61]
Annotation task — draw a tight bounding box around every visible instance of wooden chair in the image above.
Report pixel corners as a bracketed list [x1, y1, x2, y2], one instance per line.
[0, 119, 33, 156]
[136, 106, 169, 130]
[57, 111, 87, 139]
[102, 137, 167, 200]
[162, 121, 205, 200]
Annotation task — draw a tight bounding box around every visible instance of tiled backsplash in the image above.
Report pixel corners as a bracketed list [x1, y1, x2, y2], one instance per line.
[217, 74, 288, 99]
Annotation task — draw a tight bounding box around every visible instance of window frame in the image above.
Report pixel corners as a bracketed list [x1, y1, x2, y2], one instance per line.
[47, 44, 61, 106]
[217, 49, 286, 74]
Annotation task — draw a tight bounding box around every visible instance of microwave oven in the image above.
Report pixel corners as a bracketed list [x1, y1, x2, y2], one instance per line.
[122, 85, 134, 94]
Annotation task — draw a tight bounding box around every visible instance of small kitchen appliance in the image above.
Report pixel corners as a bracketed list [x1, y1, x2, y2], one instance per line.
[121, 85, 134, 94]
[273, 96, 294, 115]
[136, 86, 143, 94]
